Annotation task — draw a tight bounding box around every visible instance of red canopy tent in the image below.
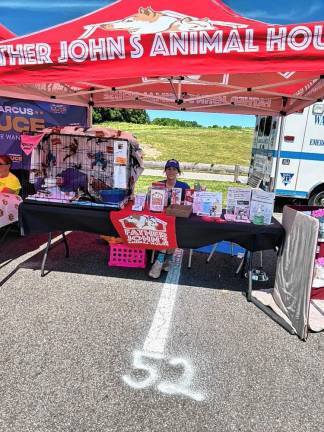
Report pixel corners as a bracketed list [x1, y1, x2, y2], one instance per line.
[1, 0, 324, 115]
[0, 24, 15, 41]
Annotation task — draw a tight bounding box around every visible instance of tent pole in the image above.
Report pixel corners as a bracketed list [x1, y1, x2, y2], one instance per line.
[273, 114, 286, 193]
[88, 105, 93, 127]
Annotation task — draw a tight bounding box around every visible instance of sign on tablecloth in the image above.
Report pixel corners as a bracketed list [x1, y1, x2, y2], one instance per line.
[110, 206, 177, 250]
[0, 193, 22, 228]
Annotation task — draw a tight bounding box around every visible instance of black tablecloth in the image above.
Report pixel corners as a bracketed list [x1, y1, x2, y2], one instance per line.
[19, 201, 284, 252]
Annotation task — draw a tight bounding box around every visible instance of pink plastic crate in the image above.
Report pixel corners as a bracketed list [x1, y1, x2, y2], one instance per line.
[108, 243, 147, 268]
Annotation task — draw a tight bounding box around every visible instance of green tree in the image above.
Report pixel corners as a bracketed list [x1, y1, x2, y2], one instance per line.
[93, 108, 150, 124]
[151, 118, 202, 127]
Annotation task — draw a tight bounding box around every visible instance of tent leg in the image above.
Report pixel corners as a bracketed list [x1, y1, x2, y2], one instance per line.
[188, 249, 193, 268]
[247, 252, 253, 302]
[41, 232, 52, 277]
[62, 231, 69, 257]
[251, 297, 296, 335]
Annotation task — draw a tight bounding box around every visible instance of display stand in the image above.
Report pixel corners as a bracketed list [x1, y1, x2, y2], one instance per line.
[252, 205, 324, 340]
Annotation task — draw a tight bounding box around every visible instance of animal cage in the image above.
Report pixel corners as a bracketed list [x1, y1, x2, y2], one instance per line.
[20, 126, 144, 208]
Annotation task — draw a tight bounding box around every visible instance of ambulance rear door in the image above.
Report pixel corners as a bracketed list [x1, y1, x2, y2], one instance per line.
[274, 108, 308, 198]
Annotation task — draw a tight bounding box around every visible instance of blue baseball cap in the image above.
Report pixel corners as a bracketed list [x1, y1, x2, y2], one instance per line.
[165, 159, 180, 171]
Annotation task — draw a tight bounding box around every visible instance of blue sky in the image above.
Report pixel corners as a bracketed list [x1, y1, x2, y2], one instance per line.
[1, 0, 324, 127]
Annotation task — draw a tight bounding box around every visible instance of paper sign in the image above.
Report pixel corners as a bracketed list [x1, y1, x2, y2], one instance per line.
[249, 189, 275, 225]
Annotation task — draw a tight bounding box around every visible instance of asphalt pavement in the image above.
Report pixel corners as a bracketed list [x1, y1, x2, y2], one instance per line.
[0, 230, 323, 432]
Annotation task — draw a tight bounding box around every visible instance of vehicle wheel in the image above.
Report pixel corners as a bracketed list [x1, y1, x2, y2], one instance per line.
[308, 189, 324, 206]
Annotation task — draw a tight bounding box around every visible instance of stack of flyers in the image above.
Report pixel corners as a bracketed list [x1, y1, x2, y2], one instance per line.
[132, 193, 146, 211]
[149, 188, 166, 212]
[184, 189, 195, 206]
[171, 188, 182, 205]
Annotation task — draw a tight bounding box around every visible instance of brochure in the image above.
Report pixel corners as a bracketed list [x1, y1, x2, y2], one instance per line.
[132, 193, 147, 211]
[226, 188, 251, 218]
[184, 189, 195, 206]
[171, 188, 182, 205]
[150, 188, 166, 212]
[194, 191, 222, 216]
[249, 189, 275, 225]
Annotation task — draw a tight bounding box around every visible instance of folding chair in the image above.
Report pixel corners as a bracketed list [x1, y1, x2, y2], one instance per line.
[187, 242, 245, 268]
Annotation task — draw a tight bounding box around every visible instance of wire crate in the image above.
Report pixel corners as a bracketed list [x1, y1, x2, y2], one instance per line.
[108, 243, 147, 268]
[20, 128, 137, 208]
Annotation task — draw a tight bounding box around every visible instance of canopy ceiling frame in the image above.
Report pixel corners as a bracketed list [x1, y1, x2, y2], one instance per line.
[40, 74, 321, 111]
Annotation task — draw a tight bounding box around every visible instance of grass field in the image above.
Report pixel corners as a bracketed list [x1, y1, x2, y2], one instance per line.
[97, 121, 253, 166]
[135, 176, 249, 205]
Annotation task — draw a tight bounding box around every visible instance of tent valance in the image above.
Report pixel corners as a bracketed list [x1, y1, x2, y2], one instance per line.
[1, 0, 324, 115]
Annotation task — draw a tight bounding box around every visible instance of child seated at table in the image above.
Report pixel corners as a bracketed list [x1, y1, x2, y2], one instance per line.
[0, 155, 21, 195]
[149, 159, 190, 279]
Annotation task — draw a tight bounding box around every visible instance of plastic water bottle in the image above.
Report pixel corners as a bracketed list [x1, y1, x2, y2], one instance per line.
[253, 206, 264, 225]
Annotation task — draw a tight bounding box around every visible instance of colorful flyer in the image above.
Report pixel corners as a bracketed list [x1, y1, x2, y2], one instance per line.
[249, 189, 275, 225]
[184, 189, 195, 206]
[171, 188, 182, 205]
[132, 193, 147, 211]
[150, 188, 166, 212]
[226, 188, 251, 218]
[194, 191, 222, 216]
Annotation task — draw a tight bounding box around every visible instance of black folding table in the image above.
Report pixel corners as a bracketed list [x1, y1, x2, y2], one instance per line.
[19, 200, 285, 300]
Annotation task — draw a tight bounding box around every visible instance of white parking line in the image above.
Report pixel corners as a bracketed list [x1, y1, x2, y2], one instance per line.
[143, 248, 183, 354]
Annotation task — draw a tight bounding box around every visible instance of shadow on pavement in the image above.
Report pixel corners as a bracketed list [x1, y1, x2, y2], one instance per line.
[0, 231, 277, 292]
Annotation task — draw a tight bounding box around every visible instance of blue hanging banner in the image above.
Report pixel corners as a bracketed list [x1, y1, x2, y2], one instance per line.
[0, 96, 88, 168]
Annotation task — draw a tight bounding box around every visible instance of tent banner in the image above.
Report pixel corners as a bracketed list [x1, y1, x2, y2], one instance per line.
[2, 0, 324, 83]
[0, 97, 88, 168]
[110, 206, 177, 250]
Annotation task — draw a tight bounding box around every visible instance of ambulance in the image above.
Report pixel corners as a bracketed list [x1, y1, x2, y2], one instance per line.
[248, 102, 324, 205]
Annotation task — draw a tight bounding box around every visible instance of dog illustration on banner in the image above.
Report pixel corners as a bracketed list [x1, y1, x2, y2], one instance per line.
[121, 215, 167, 231]
[80, 7, 248, 38]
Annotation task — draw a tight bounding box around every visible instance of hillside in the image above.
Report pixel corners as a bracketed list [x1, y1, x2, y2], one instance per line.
[97, 121, 254, 166]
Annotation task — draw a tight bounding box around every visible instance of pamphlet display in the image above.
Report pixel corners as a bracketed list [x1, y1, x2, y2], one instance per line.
[171, 188, 182, 205]
[150, 187, 166, 212]
[249, 189, 275, 225]
[226, 188, 251, 222]
[184, 189, 195, 206]
[193, 191, 222, 217]
[132, 193, 146, 211]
